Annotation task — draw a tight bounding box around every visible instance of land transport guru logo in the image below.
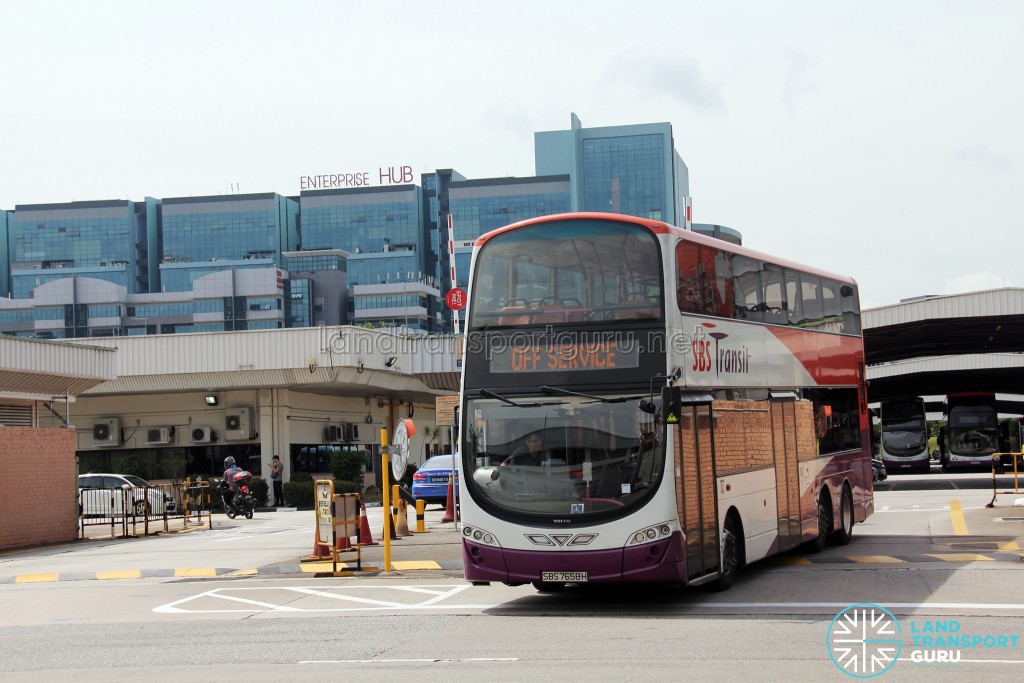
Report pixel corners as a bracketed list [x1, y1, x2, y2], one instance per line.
[827, 603, 1021, 677]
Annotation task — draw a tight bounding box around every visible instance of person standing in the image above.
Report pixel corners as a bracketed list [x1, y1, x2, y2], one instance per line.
[270, 455, 284, 507]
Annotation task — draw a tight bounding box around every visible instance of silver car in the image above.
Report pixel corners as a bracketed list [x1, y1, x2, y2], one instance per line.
[78, 473, 176, 517]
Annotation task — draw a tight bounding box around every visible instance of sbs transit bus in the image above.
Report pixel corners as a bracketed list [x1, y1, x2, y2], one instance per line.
[457, 212, 873, 591]
[939, 393, 998, 472]
[878, 396, 930, 473]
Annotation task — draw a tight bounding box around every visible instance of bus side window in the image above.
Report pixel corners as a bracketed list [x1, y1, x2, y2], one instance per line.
[762, 263, 787, 325]
[731, 256, 763, 322]
[675, 241, 703, 313]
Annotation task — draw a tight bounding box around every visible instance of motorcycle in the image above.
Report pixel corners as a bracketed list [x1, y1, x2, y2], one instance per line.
[217, 470, 256, 519]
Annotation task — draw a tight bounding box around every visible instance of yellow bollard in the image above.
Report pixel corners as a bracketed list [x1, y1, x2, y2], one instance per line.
[415, 499, 427, 533]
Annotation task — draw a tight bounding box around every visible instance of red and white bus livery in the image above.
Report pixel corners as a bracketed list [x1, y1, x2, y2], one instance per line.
[458, 212, 873, 591]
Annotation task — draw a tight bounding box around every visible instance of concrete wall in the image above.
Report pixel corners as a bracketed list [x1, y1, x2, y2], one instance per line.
[0, 427, 78, 550]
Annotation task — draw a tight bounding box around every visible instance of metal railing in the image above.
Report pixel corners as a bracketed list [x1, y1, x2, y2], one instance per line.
[78, 480, 214, 539]
[985, 451, 1024, 507]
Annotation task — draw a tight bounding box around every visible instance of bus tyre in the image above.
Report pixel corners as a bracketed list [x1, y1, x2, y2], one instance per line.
[831, 487, 855, 546]
[809, 495, 831, 553]
[715, 520, 739, 591]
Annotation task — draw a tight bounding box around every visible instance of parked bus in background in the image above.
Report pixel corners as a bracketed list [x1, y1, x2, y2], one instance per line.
[939, 393, 998, 472]
[878, 396, 930, 473]
[458, 212, 873, 592]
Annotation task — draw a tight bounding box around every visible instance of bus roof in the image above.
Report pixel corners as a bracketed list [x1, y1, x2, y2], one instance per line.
[473, 211, 858, 287]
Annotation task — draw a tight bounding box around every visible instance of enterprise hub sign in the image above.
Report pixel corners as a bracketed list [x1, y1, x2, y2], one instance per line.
[300, 165, 414, 190]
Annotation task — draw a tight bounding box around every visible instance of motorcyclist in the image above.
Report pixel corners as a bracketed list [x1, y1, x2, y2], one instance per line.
[222, 456, 240, 511]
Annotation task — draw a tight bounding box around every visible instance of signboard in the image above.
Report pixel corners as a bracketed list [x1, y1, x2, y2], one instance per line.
[435, 395, 459, 426]
[315, 480, 334, 546]
[489, 339, 640, 373]
[445, 288, 467, 310]
[299, 165, 413, 191]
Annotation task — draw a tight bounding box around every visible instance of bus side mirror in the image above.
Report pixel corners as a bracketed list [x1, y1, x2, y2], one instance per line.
[661, 386, 682, 424]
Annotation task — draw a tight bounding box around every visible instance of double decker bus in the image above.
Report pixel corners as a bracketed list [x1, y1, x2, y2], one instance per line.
[878, 396, 930, 473]
[458, 212, 873, 591]
[939, 392, 998, 471]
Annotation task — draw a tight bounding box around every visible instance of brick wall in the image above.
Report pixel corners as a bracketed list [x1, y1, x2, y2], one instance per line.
[0, 427, 78, 550]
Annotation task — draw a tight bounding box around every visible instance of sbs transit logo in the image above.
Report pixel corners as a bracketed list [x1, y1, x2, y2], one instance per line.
[827, 603, 902, 678]
[691, 323, 751, 376]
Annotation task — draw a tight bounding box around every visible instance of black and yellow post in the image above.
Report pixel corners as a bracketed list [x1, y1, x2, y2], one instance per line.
[380, 427, 392, 572]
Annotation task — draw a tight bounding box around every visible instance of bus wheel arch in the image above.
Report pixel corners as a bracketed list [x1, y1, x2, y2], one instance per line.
[831, 482, 855, 546]
[714, 508, 744, 591]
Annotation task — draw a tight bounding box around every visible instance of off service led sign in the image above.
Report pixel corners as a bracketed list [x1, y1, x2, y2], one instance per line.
[489, 339, 640, 373]
[300, 165, 414, 191]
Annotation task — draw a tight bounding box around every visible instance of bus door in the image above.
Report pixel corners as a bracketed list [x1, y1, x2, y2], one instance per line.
[671, 396, 720, 581]
[771, 393, 802, 552]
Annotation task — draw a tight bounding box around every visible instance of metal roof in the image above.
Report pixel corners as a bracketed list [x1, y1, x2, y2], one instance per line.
[0, 336, 117, 401]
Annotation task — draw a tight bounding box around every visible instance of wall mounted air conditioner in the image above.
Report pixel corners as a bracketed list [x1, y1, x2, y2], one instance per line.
[146, 426, 174, 445]
[191, 426, 214, 443]
[225, 407, 254, 440]
[323, 424, 343, 442]
[92, 418, 121, 446]
[343, 423, 360, 442]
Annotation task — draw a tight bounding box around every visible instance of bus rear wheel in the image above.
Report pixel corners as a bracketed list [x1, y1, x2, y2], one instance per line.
[831, 487, 854, 546]
[714, 519, 740, 591]
[809, 494, 831, 553]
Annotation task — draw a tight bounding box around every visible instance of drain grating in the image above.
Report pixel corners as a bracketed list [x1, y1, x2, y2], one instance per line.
[1001, 517, 1024, 521]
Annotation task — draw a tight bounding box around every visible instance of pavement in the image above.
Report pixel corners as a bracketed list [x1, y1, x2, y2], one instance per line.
[0, 505, 467, 584]
[4, 487, 1024, 584]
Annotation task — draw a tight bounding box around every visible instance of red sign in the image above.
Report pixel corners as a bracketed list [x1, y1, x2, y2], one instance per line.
[445, 288, 467, 310]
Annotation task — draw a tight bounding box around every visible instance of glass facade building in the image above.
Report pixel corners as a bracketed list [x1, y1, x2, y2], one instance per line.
[0, 116, 708, 339]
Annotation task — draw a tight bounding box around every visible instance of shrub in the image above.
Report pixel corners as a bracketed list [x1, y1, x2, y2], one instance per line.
[290, 471, 314, 483]
[118, 454, 146, 479]
[331, 450, 368, 485]
[283, 480, 314, 509]
[333, 480, 359, 494]
[250, 476, 269, 506]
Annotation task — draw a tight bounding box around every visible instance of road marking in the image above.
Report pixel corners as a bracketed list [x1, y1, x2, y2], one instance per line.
[14, 573, 58, 583]
[96, 569, 141, 580]
[927, 553, 994, 562]
[950, 500, 969, 535]
[1000, 541, 1022, 551]
[300, 658, 520, 664]
[153, 584, 488, 614]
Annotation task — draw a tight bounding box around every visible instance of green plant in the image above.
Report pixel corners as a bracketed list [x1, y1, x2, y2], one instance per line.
[283, 480, 314, 509]
[333, 480, 359, 494]
[331, 450, 368, 486]
[118, 454, 146, 479]
[290, 471, 314, 482]
[251, 476, 269, 506]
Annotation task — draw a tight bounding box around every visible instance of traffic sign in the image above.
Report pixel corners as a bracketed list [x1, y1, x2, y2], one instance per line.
[445, 288, 466, 310]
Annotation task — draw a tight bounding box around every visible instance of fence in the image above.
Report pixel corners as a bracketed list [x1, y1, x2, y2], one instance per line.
[78, 479, 214, 539]
[986, 451, 1024, 507]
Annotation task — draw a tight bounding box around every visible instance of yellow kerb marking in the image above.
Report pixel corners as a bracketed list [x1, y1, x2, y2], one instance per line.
[96, 570, 141, 580]
[949, 500, 969, 536]
[927, 553, 993, 562]
[391, 561, 442, 570]
[998, 541, 1021, 551]
[15, 573, 59, 583]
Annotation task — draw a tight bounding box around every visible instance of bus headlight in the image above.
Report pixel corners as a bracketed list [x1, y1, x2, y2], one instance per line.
[462, 524, 500, 548]
[626, 521, 678, 546]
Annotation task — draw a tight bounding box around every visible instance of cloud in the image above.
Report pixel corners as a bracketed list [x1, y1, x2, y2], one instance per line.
[603, 54, 725, 112]
[943, 272, 1014, 295]
[780, 48, 822, 109]
[949, 146, 1013, 173]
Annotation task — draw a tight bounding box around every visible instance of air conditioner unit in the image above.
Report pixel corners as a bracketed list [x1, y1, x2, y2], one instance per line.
[225, 407, 254, 440]
[146, 426, 174, 445]
[343, 423, 360, 442]
[323, 424, 343, 442]
[191, 426, 213, 443]
[92, 418, 121, 446]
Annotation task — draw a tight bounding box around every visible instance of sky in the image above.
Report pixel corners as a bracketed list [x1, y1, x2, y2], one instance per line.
[1, 0, 1021, 309]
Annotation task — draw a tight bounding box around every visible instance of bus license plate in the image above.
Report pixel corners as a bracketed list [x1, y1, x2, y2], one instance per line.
[541, 571, 587, 582]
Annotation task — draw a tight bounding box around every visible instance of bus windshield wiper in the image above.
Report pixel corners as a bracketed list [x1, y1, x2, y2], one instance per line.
[540, 385, 656, 413]
[478, 389, 563, 408]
